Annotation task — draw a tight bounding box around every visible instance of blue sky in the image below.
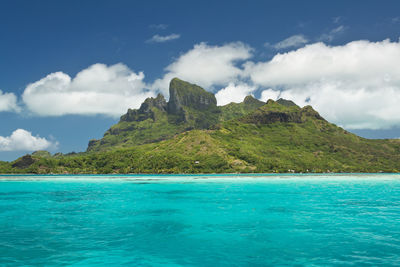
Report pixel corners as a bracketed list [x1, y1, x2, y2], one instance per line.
[1, 0, 400, 161]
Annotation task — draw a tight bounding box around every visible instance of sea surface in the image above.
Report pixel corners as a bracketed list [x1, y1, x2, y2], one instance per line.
[0, 174, 400, 266]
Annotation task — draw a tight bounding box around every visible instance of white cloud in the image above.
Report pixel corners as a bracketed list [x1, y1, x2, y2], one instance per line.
[17, 38, 400, 131]
[22, 63, 155, 117]
[0, 90, 20, 112]
[152, 42, 252, 94]
[260, 89, 281, 102]
[146, 33, 180, 43]
[0, 129, 57, 152]
[319, 25, 346, 42]
[272, 34, 308, 50]
[215, 83, 256, 106]
[249, 39, 400, 129]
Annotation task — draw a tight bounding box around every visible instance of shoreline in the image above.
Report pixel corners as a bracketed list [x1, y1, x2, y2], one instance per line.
[1, 173, 400, 182]
[1, 172, 400, 177]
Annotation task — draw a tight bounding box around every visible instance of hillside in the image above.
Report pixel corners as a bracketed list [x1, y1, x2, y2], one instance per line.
[87, 78, 264, 152]
[1, 78, 400, 174]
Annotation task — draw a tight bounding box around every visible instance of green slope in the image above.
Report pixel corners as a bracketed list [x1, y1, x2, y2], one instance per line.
[87, 78, 266, 152]
[3, 91, 400, 174]
[219, 95, 265, 121]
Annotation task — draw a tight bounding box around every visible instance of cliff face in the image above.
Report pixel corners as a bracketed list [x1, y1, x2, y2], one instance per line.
[88, 78, 321, 152]
[87, 78, 225, 152]
[120, 94, 167, 122]
[240, 100, 324, 124]
[119, 78, 217, 123]
[167, 78, 217, 114]
[276, 98, 299, 108]
[166, 78, 220, 127]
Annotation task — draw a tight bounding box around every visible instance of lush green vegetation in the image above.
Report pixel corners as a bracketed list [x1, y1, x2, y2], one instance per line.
[2, 78, 400, 174]
[219, 95, 265, 121]
[87, 78, 264, 152]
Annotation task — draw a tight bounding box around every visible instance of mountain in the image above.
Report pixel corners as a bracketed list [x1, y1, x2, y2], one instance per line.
[87, 78, 263, 152]
[2, 78, 400, 174]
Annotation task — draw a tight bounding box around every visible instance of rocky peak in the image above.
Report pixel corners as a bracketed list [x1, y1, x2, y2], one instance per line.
[12, 155, 35, 169]
[243, 95, 265, 106]
[167, 78, 217, 114]
[301, 105, 325, 120]
[266, 99, 276, 105]
[240, 98, 317, 124]
[32, 150, 51, 158]
[140, 93, 167, 113]
[277, 98, 299, 108]
[120, 94, 167, 122]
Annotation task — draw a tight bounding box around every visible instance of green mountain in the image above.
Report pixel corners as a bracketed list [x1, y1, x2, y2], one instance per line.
[87, 78, 263, 152]
[2, 78, 400, 174]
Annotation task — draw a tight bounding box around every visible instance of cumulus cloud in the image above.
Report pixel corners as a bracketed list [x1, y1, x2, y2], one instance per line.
[17, 38, 400, 130]
[215, 83, 256, 106]
[146, 33, 180, 43]
[0, 90, 20, 112]
[260, 89, 281, 102]
[0, 129, 57, 151]
[152, 42, 252, 94]
[248, 39, 400, 129]
[272, 34, 309, 50]
[22, 63, 155, 117]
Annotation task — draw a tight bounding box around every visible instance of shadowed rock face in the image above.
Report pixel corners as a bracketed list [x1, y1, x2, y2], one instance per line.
[87, 78, 222, 151]
[12, 155, 35, 169]
[120, 94, 167, 122]
[243, 95, 264, 106]
[120, 78, 217, 123]
[277, 98, 299, 108]
[240, 99, 324, 125]
[167, 78, 217, 115]
[87, 78, 318, 152]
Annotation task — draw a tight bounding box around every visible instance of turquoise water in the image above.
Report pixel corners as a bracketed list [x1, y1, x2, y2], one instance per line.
[1, 174, 400, 266]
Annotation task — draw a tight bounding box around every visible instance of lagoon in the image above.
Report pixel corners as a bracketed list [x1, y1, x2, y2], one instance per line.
[1, 174, 400, 266]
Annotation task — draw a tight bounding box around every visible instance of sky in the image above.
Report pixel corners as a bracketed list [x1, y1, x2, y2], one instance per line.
[1, 0, 400, 161]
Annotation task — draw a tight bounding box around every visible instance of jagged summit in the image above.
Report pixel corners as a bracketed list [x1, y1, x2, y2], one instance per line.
[241, 98, 323, 124]
[277, 98, 299, 108]
[120, 93, 167, 122]
[167, 78, 217, 114]
[243, 95, 264, 106]
[120, 78, 217, 123]
[87, 78, 307, 152]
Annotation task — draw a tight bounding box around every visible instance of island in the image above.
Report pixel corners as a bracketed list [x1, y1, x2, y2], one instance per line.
[1, 78, 400, 174]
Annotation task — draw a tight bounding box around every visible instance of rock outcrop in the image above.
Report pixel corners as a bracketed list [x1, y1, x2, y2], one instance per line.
[240, 99, 324, 124]
[120, 93, 167, 122]
[167, 78, 217, 114]
[12, 155, 35, 169]
[277, 98, 300, 108]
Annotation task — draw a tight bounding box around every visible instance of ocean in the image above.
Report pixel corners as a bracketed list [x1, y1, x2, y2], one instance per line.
[0, 174, 399, 266]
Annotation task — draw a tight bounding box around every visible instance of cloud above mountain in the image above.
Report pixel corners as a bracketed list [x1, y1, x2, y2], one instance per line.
[152, 42, 252, 94]
[215, 83, 256, 106]
[246, 39, 400, 129]
[0, 129, 57, 151]
[15, 38, 400, 130]
[22, 63, 155, 117]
